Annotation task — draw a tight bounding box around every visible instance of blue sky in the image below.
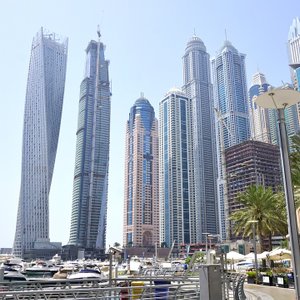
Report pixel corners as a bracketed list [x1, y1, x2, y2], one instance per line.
[1, 0, 299, 248]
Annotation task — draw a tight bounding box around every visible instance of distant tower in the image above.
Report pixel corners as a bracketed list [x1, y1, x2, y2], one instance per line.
[211, 40, 250, 241]
[159, 88, 195, 247]
[288, 17, 300, 83]
[248, 72, 272, 143]
[69, 30, 111, 253]
[123, 95, 159, 247]
[13, 28, 68, 258]
[182, 36, 218, 242]
[288, 17, 300, 132]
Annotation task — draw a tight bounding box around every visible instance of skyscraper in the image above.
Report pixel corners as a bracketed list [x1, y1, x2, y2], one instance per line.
[256, 18, 300, 153]
[13, 28, 68, 258]
[182, 36, 218, 242]
[288, 17, 300, 128]
[248, 72, 272, 143]
[288, 17, 300, 86]
[123, 95, 159, 248]
[159, 88, 195, 247]
[69, 32, 111, 253]
[211, 40, 250, 241]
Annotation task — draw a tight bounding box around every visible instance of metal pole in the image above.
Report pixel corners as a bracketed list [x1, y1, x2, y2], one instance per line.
[109, 250, 113, 286]
[0, 267, 4, 281]
[252, 223, 258, 283]
[203, 233, 209, 263]
[277, 108, 300, 299]
[219, 252, 226, 300]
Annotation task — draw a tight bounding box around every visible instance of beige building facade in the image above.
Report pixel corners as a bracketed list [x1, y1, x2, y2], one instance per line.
[123, 96, 159, 248]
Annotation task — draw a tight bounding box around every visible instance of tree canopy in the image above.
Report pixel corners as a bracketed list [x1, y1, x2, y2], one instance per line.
[290, 133, 300, 206]
[230, 185, 288, 251]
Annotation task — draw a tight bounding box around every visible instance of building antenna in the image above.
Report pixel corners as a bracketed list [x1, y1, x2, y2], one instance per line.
[225, 28, 228, 42]
[193, 28, 196, 36]
[97, 25, 101, 40]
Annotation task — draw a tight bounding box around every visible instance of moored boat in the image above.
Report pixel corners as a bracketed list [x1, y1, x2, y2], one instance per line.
[68, 268, 107, 280]
[25, 262, 59, 278]
[3, 267, 27, 281]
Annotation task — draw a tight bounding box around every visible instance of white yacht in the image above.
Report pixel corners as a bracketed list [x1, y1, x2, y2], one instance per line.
[67, 268, 107, 280]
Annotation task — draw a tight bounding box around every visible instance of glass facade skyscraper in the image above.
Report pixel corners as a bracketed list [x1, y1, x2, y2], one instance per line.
[257, 18, 300, 153]
[13, 28, 68, 258]
[288, 17, 300, 130]
[123, 95, 159, 247]
[288, 17, 300, 75]
[69, 34, 111, 252]
[211, 40, 250, 241]
[248, 72, 272, 143]
[182, 36, 218, 242]
[159, 88, 195, 247]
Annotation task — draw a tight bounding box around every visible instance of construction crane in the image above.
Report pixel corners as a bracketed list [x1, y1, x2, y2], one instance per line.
[166, 240, 176, 261]
[214, 108, 234, 242]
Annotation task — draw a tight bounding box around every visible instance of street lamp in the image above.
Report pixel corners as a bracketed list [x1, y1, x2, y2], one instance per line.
[256, 86, 300, 299]
[208, 234, 222, 247]
[208, 235, 214, 250]
[202, 233, 210, 262]
[248, 220, 259, 283]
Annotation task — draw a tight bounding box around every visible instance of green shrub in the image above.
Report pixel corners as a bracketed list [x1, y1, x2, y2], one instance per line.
[247, 271, 256, 278]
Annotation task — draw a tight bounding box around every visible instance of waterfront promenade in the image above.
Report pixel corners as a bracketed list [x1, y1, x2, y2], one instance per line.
[245, 284, 296, 299]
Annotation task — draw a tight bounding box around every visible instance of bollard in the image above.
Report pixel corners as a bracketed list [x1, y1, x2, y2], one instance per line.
[154, 280, 171, 299]
[131, 281, 144, 299]
[0, 267, 4, 281]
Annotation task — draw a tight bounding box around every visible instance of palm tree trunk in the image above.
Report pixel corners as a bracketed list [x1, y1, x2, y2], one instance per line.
[268, 232, 272, 251]
[258, 234, 264, 252]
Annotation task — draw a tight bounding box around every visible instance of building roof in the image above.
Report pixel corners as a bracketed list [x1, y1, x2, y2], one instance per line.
[288, 17, 300, 41]
[185, 35, 206, 52]
[134, 95, 151, 107]
[219, 40, 238, 53]
[165, 87, 186, 97]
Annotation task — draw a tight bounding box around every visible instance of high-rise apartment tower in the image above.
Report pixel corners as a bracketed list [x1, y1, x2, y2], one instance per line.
[123, 95, 159, 247]
[13, 28, 68, 258]
[69, 32, 111, 253]
[288, 17, 300, 127]
[182, 36, 218, 242]
[211, 40, 250, 241]
[248, 72, 272, 143]
[159, 88, 195, 247]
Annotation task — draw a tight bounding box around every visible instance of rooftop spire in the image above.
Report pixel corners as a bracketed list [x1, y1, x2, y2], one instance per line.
[97, 25, 101, 39]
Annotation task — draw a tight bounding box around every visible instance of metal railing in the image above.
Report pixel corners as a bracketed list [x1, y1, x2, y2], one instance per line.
[0, 277, 200, 299]
[0, 270, 246, 299]
[223, 273, 247, 300]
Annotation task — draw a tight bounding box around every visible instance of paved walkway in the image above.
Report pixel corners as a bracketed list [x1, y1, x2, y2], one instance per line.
[245, 284, 296, 299]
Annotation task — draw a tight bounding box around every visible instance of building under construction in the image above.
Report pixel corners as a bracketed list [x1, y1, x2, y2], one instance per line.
[225, 140, 282, 240]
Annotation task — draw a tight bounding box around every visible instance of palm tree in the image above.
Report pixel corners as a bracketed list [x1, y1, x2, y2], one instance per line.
[290, 133, 300, 206]
[230, 185, 288, 251]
